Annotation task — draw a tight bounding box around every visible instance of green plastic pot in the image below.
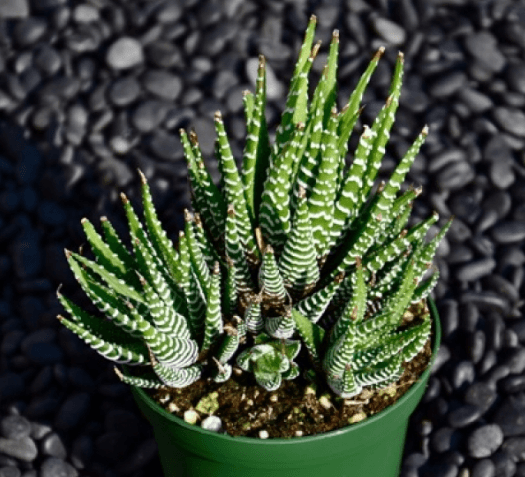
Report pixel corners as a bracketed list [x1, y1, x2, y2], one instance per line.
[128, 297, 441, 477]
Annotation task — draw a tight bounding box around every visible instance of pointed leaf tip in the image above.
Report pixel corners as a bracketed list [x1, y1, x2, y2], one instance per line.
[184, 209, 193, 222]
[80, 217, 87, 224]
[214, 111, 222, 121]
[113, 366, 124, 379]
[137, 169, 147, 184]
[374, 46, 386, 60]
[120, 192, 128, 204]
[310, 41, 322, 59]
[189, 130, 198, 145]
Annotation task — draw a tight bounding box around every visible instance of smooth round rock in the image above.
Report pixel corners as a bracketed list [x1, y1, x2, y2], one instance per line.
[464, 31, 506, 73]
[491, 222, 525, 243]
[131, 100, 170, 133]
[149, 131, 183, 161]
[141, 70, 182, 100]
[448, 404, 483, 428]
[40, 457, 78, 477]
[464, 382, 497, 412]
[0, 416, 31, 441]
[493, 107, 525, 137]
[106, 37, 144, 70]
[371, 17, 406, 45]
[456, 258, 496, 282]
[505, 62, 525, 94]
[468, 424, 504, 458]
[435, 161, 475, 191]
[14, 18, 47, 46]
[428, 71, 468, 98]
[471, 459, 495, 477]
[493, 396, 525, 436]
[108, 77, 141, 106]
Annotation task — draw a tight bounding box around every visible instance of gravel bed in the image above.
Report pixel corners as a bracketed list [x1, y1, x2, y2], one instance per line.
[0, 0, 525, 476]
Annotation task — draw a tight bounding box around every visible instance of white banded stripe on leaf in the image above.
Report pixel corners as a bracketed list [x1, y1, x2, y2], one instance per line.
[412, 217, 453, 283]
[265, 307, 295, 339]
[411, 268, 439, 304]
[258, 244, 287, 303]
[308, 106, 340, 256]
[201, 262, 224, 352]
[278, 186, 319, 294]
[56, 291, 149, 365]
[131, 234, 177, 311]
[148, 347, 202, 388]
[294, 271, 345, 324]
[259, 122, 305, 252]
[114, 367, 168, 389]
[290, 57, 329, 215]
[185, 265, 207, 344]
[137, 275, 191, 341]
[336, 47, 384, 160]
[274, 15, 318, 154]
[321, 30, 340, 126]
[138, 169, 182, 284]
[184, 209, 212, 297]
[245, 294, 263, 333]
[215, 111, 261, 264]
[222, 257, 238, 317]
[330, 125, 374, 251]
[354, 353, 403, 388]
[225, 204, 255, 293]
[68, 251, 146, 305]
[81, 218, 139, 288]
[242, 55, 270, 224]
[123, 298, 199, 370]
[99, 216, 138, 273]
[360, 52, 404, 205]
[121, 193, 183, 307]
[194, 212, 221, 270]
[65, 251, 144, 339]
[185, 129, 227, 241]
[57, 315, 148, 365]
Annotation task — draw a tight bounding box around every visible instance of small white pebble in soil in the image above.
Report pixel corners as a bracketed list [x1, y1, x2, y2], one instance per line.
[246, 399, 254, 406]
[259, 430, 269, 439]
[348, 411, 367, 424]
[305, 385, 316, 396]
[295, 430, 303, 437]
[269, 394, 278, 402]
[168, 401, 180, 413]
[319, 395, 332, 410]
[184, 409, 199, 425]
[201, 415, 223, 433]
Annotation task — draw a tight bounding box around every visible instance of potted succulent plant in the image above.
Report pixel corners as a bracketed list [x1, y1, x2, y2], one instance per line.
[56, 15, 451, 477]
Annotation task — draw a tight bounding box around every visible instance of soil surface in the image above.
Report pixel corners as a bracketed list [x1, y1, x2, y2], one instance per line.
[140, 301, 434, 439]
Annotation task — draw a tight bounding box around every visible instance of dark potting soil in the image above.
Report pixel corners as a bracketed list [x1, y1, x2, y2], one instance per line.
[144, 301, 434, 438]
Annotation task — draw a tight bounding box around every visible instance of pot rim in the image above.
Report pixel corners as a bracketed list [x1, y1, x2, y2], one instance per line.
[128, 297, 441, 444]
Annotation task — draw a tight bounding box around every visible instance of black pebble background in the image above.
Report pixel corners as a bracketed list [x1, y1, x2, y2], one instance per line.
[1, 1, 525, 476]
